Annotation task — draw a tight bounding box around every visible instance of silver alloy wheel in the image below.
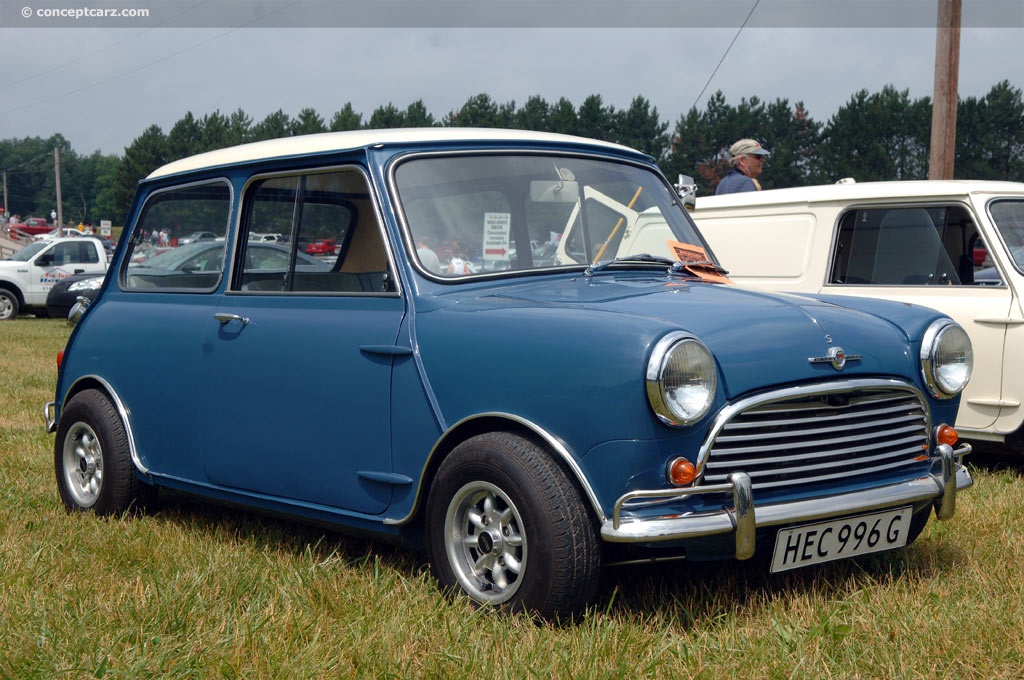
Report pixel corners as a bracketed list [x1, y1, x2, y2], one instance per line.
[62, 421, 104, 508]
[444, 480, 527, 605]
[0, 294, 14, 320]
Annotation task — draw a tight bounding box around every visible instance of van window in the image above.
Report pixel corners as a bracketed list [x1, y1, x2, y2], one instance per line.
[831, 205, 995, 286]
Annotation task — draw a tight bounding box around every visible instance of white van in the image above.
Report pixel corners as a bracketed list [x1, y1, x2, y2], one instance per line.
[692, 179, 1024, 454]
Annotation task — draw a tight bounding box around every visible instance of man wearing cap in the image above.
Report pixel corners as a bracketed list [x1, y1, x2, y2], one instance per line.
[715, 138, 771, 195]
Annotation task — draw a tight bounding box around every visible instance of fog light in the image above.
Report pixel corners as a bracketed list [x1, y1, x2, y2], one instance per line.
[667, 457, 697, 486]
[936, 424, 959, 447]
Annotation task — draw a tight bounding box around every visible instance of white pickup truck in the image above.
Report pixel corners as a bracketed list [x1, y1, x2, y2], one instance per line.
[0, 237, 110, 320]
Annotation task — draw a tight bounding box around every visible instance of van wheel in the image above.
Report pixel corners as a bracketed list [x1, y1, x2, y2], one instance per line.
[425, 432, 601, 619]
[55, 389, 155, 514]
[0, 289, 19, 320]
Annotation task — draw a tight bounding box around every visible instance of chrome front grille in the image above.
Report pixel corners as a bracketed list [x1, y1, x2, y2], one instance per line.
[700, 383, 931, 491]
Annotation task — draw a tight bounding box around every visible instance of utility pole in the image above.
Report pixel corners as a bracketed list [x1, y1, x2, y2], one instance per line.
[929, 0, 961, 179]
[54, 147, 64, 228]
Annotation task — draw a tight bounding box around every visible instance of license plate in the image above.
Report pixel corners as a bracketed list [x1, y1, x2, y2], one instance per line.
[770, 507, 912, 573]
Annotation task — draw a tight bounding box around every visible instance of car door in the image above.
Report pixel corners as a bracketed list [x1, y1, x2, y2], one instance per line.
[827, 203, 1012, 432]
[198, 167, 405, 515]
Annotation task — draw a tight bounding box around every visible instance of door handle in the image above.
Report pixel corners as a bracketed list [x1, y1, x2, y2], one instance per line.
[214, 312, 250, 326]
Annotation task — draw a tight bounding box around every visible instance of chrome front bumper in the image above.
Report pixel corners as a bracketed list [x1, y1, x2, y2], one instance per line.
[601, 443, 972, 560]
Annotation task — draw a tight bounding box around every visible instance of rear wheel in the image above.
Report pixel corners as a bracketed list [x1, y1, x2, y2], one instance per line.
[55, 389, 155, 514]
[425, 432, 601, 619]
[0, 289, 19, 320]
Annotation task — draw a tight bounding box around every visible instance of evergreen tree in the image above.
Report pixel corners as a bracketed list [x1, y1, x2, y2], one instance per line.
[329, 103, 363, 131]
[368, 103, 405, 128]
[112, 125, 167, 222]
[292, 107, 327, 136]
[251, 110, 293, 141]
[404, 100, 435, 127]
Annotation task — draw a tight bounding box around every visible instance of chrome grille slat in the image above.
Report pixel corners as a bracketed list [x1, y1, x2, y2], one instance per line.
[699, 385, 930, 491]
[712, 417, 929, 448]
[705, 433, 926, 471]
[719, 399, 924, 431]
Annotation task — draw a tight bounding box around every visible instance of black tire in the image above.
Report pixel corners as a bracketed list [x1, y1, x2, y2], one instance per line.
[0, 288, 19, 321]
[425, 432, 601, 619]
[54, 389, 156, 515]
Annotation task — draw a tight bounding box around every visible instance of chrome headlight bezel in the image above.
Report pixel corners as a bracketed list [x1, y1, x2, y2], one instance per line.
[646, 332, 718, 427]
[920, 319, 973, 399]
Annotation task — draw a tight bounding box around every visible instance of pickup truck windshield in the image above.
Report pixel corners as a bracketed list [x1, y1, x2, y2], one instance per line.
[394, 153, 708, 278]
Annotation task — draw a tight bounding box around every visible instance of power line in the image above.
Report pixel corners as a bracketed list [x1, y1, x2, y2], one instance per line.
[690, 0, 761, 112]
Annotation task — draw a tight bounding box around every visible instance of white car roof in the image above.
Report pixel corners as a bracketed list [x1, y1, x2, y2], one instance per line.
[148, 128, 638, 180]
[696, 179, 1024, 210]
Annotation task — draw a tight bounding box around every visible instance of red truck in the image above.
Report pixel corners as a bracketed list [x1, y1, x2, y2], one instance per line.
[8, 217, 53, 239]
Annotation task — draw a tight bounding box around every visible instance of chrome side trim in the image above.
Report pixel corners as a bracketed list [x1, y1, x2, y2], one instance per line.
[602, 462, 973, 555]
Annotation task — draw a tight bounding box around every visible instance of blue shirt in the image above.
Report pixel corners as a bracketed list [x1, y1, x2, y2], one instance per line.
[716, 169, 757, 195]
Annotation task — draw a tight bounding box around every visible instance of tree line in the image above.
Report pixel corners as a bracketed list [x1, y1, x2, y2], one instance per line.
[2, 81, 1022, 227]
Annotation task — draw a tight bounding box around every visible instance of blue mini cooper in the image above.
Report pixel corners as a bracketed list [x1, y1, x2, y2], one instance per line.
[46, 129, 973, 619]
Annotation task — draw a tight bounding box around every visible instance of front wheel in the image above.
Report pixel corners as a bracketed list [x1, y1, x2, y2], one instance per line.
[55, 389, 155, 514]
[425, 432, 601, 619]
[0, 288, 19, 320]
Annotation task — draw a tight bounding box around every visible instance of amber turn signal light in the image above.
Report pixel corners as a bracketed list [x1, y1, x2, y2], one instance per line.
[936, 424, 959, 447]
[667, 457, 697, 486]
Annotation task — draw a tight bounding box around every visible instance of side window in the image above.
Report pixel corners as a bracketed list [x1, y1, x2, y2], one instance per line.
[122, 182, 232, 292]
[832, 206, 987, 286]
[236, 168, 392, 294]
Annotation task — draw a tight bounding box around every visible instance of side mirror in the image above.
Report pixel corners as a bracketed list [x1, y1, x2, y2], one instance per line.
[676, 174, 697, 210]
[35, 254, 53, 267]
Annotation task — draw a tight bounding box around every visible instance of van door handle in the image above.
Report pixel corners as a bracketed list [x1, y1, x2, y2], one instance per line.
[214, 312, 250, 326]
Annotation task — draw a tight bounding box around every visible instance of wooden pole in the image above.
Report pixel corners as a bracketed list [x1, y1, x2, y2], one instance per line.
[929, 0, 961, 179]
[54, 147, 64, 228]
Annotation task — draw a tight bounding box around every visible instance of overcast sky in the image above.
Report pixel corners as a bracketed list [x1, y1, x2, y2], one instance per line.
[1, 0, 1022, 156]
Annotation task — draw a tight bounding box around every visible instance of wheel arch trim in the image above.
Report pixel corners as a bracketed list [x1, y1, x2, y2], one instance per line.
[385, 411, 607, 526]
[56, 375, 148, 475]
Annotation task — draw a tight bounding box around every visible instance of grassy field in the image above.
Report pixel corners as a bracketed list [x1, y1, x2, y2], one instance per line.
[2, 318, 1023, 679]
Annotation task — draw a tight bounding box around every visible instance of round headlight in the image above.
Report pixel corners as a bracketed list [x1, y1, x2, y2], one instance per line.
[646, 332, 717, 427]
[921, 319, 972, 399]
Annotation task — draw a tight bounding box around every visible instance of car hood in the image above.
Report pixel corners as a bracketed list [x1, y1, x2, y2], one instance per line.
[433, 274, 935, 399]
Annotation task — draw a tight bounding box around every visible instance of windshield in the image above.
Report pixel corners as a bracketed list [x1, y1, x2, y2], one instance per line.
[10, 241, 49, 262]
[394, 153, 710, 278]
[989, 199, 1024, 272]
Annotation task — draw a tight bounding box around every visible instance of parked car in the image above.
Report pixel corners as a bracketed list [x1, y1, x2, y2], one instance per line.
[305, 238, 337, 255]
[691, 179, 1024, 454]
[46, 129, 973, 619]
[178, 231, 218, 245]
[45, 272, 106, 319]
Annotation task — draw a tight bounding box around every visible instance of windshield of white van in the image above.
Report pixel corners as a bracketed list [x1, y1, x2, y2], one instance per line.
[394, 153, 709, 278]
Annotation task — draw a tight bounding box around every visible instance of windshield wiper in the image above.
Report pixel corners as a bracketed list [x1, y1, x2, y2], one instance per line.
[584, 254, 677, 277]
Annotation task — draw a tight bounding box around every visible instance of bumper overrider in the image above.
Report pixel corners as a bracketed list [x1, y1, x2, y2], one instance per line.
[601, 442, 972, 560]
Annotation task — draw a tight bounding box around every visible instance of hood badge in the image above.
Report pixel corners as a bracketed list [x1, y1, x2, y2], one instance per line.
[808, 346, 862, 371]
